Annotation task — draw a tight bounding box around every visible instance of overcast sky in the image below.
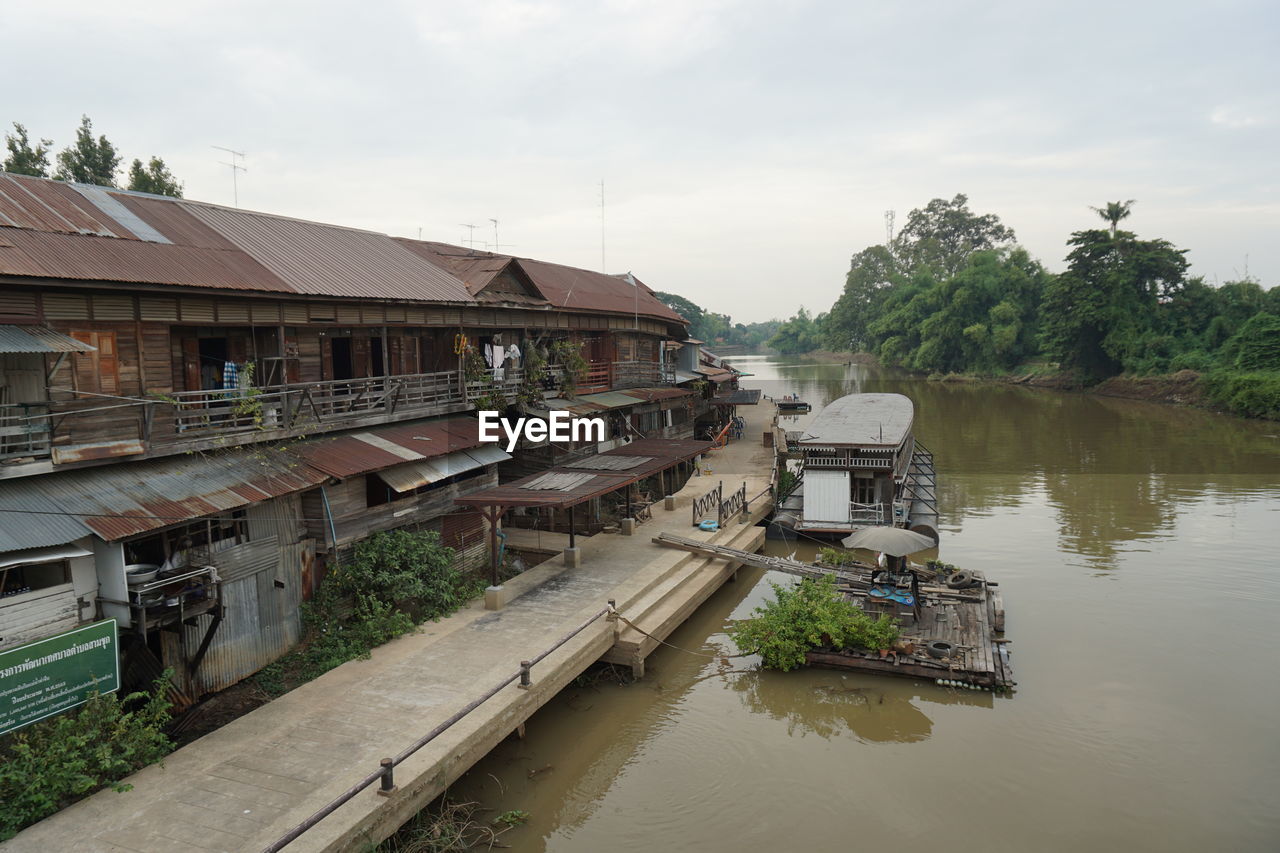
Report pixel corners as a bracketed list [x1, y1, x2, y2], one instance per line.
[4, 0, 1277, 322]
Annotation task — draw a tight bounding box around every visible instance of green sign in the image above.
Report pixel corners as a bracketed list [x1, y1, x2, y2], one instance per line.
[0, 620, 119, 736]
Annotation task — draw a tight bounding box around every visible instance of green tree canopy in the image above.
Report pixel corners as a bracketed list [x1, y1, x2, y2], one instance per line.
[1040, 226, 1189, 380]
[767, 307, 825, 354]
[126, 156, 183, 197]
[2, 123, 52, 177]
[53, 115, 121, 186]
[892, 193, 1016, 278]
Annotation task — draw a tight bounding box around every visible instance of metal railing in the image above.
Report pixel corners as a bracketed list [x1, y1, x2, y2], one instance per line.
[0, 401, 52, 461]
[261, 603, 615, 853]
[849, 501, 884, 523]
[805, 455, 893, 469]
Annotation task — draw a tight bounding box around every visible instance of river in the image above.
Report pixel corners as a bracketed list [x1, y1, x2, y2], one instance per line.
[447, 356, 1280, 852]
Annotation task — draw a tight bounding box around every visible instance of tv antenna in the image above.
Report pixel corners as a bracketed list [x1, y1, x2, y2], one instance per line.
[884, 209, 896, 245]
[212, 146, 246, 207]
[599, 180, 606, 272]
[459, 223, 480, 249]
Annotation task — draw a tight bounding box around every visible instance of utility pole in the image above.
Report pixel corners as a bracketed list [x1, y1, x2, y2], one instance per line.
[213, 146, 246, 207]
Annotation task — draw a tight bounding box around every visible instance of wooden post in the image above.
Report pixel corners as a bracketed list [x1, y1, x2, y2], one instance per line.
[568, 504, 576, 549]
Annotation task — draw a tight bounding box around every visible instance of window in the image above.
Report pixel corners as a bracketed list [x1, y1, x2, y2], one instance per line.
[125, 510, 249, 566]
[0, 560, 70, 597]
[71, 330, 120, 394]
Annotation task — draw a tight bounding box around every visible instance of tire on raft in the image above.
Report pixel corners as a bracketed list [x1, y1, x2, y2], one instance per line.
[946, 571, 978, 590]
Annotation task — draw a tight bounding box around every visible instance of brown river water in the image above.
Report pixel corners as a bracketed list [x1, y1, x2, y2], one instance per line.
[447, 356, 1280, 852]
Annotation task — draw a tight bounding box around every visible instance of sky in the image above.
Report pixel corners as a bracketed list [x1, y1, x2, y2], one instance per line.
[3, 0, 1277, 322]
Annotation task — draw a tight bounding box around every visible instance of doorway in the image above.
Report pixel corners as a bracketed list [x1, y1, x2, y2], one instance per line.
[331, 338, 353, 380]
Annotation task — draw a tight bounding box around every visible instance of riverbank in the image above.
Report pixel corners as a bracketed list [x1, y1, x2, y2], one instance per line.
[930, 368, 1279, 420]
[795, 350, 879, 365]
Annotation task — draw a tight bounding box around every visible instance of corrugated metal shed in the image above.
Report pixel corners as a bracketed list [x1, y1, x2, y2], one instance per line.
[513, 257, 686, 325]
[0, 325, 97, 353]
[295, 416, 484, 479]
[185, 204, 474, 303]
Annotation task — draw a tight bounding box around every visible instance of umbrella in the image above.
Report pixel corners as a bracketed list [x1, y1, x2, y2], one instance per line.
[841, 526, 936, 556]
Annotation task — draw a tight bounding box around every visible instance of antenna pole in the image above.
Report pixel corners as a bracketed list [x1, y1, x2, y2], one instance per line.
[489, 218, 499, 254]
[600, 180, 606, 272]
[459, 223, 480, 249]
[212, 146, 246, 207]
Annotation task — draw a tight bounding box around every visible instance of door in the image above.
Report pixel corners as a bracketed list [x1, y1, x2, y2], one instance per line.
[804, 469, 851, 523]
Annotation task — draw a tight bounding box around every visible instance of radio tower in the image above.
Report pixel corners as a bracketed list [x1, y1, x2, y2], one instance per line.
[884, 209, 896, 246]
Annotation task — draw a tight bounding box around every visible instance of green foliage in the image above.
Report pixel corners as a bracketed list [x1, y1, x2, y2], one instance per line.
[126, 156, 183, 197]
[767, 307, 825, 355]
[548, 338, 588, 397]
[495, 809, 530, 827]
[256, 530, 477, 696]
[463, 346, 507, 411]
[728, 575, 899, 671]
[816, 546, 860, 566]
[53, 115, 121, 186]
[1218, 313, 1280, 372]
[3, 122, 52, 177]
[653, 291, 781, 349]
[1203, 370, 1280, 420]
[893, 193, 1017, 278]
[0, 671, 174, 840]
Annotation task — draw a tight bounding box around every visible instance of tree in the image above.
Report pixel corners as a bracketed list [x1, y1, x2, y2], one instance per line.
[126, 156, 183, 197]
[1040, 227, 1189, 380]
[824, 244, 900, 351]
[2, 123, 52, 177]
[53, 115, 120, 186]
[892, 193, 1016, 278]
[654, 291, 704, 329]
[1090, 199, 1135, 239]
[767, 307, 824, 354]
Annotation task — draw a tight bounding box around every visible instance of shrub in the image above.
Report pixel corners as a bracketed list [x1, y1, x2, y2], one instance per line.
[1203, 370, 1280, 420]
[256, 530, 480, 696]
[729, 575, 899, 671]
[0, 671, 174, 840]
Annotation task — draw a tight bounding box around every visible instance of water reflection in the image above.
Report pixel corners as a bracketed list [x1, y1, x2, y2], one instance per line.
[728, 670, 935, 743]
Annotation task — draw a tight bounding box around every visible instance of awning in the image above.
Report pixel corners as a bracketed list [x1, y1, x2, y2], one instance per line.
[295, 416, 483, 478]
[712, 389, 762, 406]
[0, 544, 93, 569]
[0, 325, 97, 354]
[378, 446, 512, 493]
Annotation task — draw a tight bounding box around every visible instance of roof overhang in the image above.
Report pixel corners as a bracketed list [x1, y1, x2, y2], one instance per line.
[0, 325, 97, 354]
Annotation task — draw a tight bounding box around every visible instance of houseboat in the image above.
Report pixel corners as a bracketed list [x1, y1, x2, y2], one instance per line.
[773, 392, 939, 542]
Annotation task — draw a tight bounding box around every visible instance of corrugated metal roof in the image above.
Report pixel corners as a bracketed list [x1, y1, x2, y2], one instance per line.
[799, 393, 914, 448]
[377, 446, 512, 493]
[513, 257, 686, 326]
[0, 446, 329, 547]
[295, 416, 484, 479]
[0, 480, 93, 550]
[185, 204, 474, 303]
[0, 174, 474, 302]
[0, 325, 97, 353]
[620, 387, 694, 403]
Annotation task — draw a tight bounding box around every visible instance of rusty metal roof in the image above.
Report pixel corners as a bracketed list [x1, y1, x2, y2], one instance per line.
[454, 437, 711, 509]
[620, 387, 694, 403]
[185, 205, 474, 303]
[512, 257, 686, 326]
[294, 416, 484, 479]
[0, 445, 330, 544]
[0, 173, 474, 302]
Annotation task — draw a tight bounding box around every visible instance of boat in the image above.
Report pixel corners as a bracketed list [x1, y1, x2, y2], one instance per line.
[775, 395, 811, 411]
[773, 392, 938, 542]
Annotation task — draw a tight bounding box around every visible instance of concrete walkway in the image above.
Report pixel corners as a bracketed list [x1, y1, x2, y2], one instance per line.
[5, 404, 776, 853]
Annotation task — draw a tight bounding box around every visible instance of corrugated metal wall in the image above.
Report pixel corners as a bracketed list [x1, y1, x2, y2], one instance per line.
[169, 538, 314, 695]
[805, 470, 851, 523]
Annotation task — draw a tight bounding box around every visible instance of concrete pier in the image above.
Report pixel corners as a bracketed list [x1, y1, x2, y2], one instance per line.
[6, 404, 775, 853]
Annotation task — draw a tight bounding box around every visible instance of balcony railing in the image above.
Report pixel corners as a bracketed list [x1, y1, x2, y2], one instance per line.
[0, 402, 51, 462]
[805, 454, 894, 469]
[849, 501, 885, 524]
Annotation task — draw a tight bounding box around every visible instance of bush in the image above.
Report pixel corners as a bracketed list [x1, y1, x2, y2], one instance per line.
[256, 530, 481, 696]
[1203, 370, 1280, 420]
[1169, 350, 1213, 372]
[729, 575, 899, 671]
[0, 671, 174, 840]
[1218, 313, 1280, 372]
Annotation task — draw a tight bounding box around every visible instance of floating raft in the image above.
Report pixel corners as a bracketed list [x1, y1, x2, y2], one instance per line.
[652, 533, 1015, 693]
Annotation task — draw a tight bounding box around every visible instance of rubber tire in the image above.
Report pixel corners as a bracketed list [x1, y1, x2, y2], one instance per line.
[946, 571, 974, 590]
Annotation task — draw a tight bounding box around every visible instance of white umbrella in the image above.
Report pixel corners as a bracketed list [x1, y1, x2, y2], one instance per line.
[841, 526, 936, 556]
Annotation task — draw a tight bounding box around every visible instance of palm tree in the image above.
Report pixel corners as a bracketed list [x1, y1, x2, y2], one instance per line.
[1090, 199, 1136, 238]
